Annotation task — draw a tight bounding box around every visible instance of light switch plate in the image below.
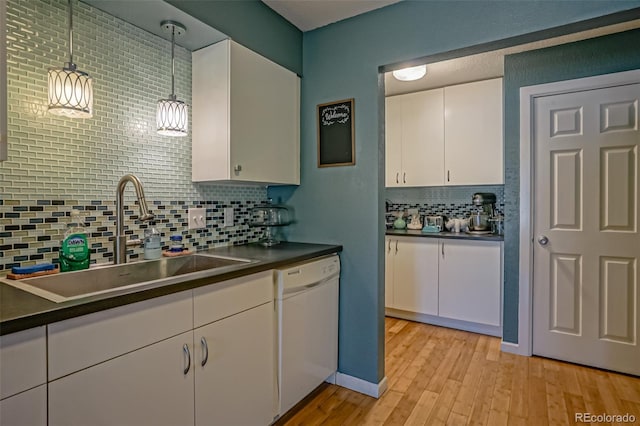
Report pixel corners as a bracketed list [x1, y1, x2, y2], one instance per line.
[188, 208, 206, 229]
[224, 207, 234, 227]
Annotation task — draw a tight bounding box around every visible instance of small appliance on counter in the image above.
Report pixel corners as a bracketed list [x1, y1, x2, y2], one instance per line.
[422, 215, 446, 233]
[407, 209, 422, 230]
[468, 192, 498, 235]
[249, 200, 292, 246]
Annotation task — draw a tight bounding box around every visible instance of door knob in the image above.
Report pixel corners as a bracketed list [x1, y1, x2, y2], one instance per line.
[537, 235, 549, 246]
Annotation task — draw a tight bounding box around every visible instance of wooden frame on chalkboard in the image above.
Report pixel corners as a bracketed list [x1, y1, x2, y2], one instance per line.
[317, 98, 355, 167]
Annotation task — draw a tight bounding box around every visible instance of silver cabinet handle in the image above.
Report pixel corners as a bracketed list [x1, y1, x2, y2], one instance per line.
[538, 235, 549, 246]
[395, 240, 398, 254]
[183, 344, 191, 375]
[447, 170, 450, 182]
[403, 172, 406, 184]
[201, 337, 209, 367]
[442, 242, 445, 258]
[387, 240, 391, 253]
[396, 172, 399, 184]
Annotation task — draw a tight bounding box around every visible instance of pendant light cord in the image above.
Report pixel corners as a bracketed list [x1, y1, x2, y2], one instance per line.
[170, 25, 175, 99]
[67, 0, 74, 67]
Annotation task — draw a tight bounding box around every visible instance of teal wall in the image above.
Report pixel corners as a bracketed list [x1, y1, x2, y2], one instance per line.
[269, 1, 640, 385]
[502, 28, 640, 343]
[167, 0, 302, 75]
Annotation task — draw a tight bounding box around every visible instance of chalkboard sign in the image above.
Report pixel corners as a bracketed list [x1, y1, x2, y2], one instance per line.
[317, 98, 355, 167]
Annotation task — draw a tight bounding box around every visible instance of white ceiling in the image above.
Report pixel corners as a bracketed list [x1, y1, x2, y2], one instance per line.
[262, 0, 401, 31]
[385, 19, 640, 96]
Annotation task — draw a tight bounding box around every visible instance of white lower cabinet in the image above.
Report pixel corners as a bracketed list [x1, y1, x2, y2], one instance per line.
[194, 302, 275, 426]
[0, 385, 47, 426]
[438, 239, 502, 326]
[385, 236, 502, 333]
[48, 331, 195, 426]
[0, 326, 47, 426]
[46, 270, 276, 426]
[385, 237, 439, 315]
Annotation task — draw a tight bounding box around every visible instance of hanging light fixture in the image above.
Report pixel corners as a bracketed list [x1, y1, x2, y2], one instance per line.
[48, 0, 93, 118]
[392, 65, 427, 82]
[156, 20, 188, 137]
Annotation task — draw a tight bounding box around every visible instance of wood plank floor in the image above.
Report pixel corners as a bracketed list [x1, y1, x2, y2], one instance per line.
[282, 317, 640, 426]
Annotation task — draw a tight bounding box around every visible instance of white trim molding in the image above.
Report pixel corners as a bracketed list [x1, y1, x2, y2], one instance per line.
[335, 373, 388, 398]
[518, 69, 640, 358]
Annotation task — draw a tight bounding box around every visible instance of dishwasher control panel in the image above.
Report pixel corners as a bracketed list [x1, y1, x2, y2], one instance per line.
[276, 255, 340, 292]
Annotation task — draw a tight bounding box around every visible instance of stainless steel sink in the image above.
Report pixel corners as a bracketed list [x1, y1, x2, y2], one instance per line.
[1, 254, 257, 303]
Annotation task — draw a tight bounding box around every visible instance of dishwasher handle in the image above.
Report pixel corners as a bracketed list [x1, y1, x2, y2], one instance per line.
[281, 272, 339, 296]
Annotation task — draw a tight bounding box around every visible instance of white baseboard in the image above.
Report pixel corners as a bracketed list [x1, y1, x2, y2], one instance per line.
[325, 372, 337, 385]
[500, 340, 529, 356]
[335, 373, 388, 398]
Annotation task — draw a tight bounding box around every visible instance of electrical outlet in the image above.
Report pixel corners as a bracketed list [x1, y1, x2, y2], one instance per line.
[224, 207, 234, 227]
[188, 208, 206, 229]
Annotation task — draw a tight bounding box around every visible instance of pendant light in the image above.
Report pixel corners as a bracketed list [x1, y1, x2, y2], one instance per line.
[156, 21, 188, 137]
[392, 65, 427, 82]
[48, 0, 93, 118]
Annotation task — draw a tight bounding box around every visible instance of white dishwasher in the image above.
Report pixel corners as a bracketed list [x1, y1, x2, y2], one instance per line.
[275, 254, 340, 416]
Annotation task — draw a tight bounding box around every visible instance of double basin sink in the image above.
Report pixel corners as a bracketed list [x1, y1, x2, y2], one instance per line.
[1, 254, 257, 303]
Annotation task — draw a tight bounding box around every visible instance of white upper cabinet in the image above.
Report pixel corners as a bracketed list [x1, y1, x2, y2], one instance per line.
[192, 39, 300, 185]
[444, 78, 504, 185]
[385, 78, 503, 187]
[385, 89, 444, 187]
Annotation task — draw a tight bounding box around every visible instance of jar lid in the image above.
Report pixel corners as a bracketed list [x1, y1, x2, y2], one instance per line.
[170, 235, 182, 241]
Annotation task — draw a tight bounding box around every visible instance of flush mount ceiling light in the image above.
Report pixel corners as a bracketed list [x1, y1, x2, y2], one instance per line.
[156, 20, 188, 137]
[392, 65, 427, 82]
[48, 0, 93, 118]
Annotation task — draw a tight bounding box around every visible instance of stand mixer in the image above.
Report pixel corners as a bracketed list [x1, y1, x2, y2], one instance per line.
[468, 192, 497, 234]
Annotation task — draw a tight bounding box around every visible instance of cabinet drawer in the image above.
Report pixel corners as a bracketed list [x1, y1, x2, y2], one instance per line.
[193, 271, 273, 328]
[0, 327, 46, 399]
[48, 290, 192, 380]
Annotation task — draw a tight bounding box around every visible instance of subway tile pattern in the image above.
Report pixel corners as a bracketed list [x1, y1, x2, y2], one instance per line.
[0, 196, 270, 272]
[0, 0, 271, 271]
[3, 0, 198, 200]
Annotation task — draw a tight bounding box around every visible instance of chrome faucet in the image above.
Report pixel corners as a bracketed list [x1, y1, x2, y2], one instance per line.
[114, 174, 155, 264]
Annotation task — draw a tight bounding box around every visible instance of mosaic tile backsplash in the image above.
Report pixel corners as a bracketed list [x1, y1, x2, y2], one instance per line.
[0, 196, 269, 272]
[0, 0, 271, 272]
[385, 185, 505, 226]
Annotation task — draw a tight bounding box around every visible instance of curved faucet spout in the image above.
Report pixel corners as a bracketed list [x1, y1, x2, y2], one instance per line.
[115, 174, 155, 264]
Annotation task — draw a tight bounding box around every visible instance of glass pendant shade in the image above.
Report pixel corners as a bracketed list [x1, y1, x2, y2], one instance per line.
[156, 97, 188, 136]
[48, 64, 93, 118]
[392, 65, 427, 81]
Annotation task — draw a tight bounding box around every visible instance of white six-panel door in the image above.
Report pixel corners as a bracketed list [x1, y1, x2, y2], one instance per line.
[532, 83, 640, 376]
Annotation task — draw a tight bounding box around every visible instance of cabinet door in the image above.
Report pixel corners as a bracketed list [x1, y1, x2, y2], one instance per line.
[49, 332, 195, 426]
[393, 238, 439, 315]
[439, 240, 502, 326]
[444, 78, 503, 185]
[401, 89, 444, 187]
[385, 96, 403, 187]
[0, 327, 46, 400]
[384, 237, 395, 308]
[194, 302, 275, 426]
[0, 385, 47, 426]
[230, 41, 300, 185]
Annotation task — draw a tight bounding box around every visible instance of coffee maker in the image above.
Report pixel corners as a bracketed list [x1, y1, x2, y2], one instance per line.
[467, 192, 497, 234]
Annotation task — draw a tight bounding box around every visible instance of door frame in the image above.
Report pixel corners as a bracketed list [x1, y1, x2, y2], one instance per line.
[515, 69, 640, 357]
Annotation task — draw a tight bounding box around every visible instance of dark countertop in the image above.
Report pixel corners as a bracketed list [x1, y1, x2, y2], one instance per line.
[386, 228, 504, 242]
[0, 242, 342, 336]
